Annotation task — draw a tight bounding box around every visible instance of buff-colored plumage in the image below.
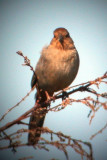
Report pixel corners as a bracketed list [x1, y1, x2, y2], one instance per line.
[35, 46, 79, 95]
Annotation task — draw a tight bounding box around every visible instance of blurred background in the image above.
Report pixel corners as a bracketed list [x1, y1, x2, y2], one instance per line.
[0, 0, 107, 159]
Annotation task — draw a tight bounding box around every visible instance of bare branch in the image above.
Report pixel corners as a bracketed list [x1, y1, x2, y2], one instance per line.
[0, 85, 36, 122]
[0, 127, 93, 160]
[16, 51, 35, 75]
[90, 122, 107, 140]
[0, 72, 107, 132]
[0, 51, 106, 160]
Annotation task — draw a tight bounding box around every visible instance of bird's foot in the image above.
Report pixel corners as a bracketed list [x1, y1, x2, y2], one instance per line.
[62, 90, 68, 100]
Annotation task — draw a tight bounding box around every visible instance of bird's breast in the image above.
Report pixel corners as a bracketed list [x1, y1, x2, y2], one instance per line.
[36, 47, 79, 94]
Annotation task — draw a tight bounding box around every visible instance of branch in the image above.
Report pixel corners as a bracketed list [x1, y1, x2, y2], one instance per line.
[0, 51, 106, 160]
[90, 122, 107, 140]
[0, 104, 37, 132]
[16, 51, 35, 75]
[0, 72, 107, 132]
[0, 127, 93, 160]
[0, 85, 36, 122]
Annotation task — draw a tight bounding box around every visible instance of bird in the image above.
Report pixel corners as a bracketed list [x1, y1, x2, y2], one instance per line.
[28, 27, 80, 145]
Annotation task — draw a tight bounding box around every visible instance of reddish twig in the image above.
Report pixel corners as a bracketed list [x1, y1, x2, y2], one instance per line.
[0, 51, 106, 160]
[0, 85, 36, 122]
[0, 72, 107, 132]
[90, 122, 107, 140]
[0, 104, 37, 132]
[0, 127, 93, 160]
[16, 51, 35, 75]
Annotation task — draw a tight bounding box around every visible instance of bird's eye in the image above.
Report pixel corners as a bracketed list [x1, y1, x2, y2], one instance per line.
[65, 34, 69, 38]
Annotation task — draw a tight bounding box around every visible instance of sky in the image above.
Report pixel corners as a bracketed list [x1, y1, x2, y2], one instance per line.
[0, 0, 107, 160]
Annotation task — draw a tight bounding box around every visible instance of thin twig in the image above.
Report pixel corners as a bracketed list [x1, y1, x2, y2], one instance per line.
[0, 85, 36, 122]
[90, 122, 107, 140]
[0, 127, 93, 160]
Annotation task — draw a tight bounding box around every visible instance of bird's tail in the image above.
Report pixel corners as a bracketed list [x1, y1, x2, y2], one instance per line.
[28, 90, 48, 145]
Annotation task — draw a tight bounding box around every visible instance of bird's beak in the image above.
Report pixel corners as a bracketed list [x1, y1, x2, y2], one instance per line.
[58, 34, 63, 43]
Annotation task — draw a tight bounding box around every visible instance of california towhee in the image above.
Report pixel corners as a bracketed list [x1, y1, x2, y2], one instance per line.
[28, 28, 79, 144]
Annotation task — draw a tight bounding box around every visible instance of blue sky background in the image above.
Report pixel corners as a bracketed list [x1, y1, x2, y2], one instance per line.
[0, 0, 107, 160]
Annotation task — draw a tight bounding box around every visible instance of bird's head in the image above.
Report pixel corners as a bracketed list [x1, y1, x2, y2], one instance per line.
[50, 28, 74, 50]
